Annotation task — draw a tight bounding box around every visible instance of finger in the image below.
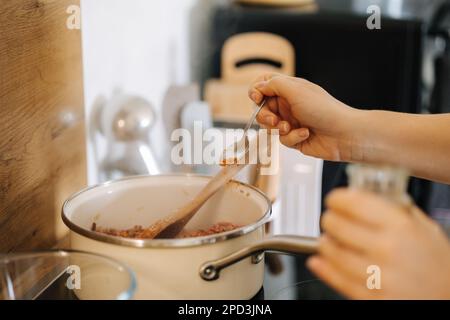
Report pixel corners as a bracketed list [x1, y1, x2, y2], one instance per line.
[256, 107, 279, 127]
[321, 210, 379, 251]
[318, 235, 371, 282]
[256, 94, 299, 132]
[253, 74, 297, 99]
[257, 115, 291, 135]
[277, 121, 291, 135]
[278, 100, 300, 128]
[325, 188, 409, 228]
[258, 121, 290, 138]
[266, 97, 301, 135]
[279, 128, 310, 148]
[249, 90, 264, 105]
[410, 205, 445, 236]
[248, 73, 283, 104]
[306, 256, 376, 300]
[248, 75, 267, 104]
[265, 97, 300, 133]
[265, 96, 280, 115]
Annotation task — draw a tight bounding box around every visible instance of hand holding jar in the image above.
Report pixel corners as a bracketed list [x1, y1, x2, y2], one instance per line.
[307, 188, 450, 300]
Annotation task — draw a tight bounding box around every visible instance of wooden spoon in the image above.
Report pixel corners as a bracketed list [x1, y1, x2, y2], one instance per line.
[150, 163, 247, 239]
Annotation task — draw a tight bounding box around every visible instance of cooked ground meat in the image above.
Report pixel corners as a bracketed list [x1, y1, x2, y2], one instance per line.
[92, 221, 240, 239]
[177, 222, 240, 238]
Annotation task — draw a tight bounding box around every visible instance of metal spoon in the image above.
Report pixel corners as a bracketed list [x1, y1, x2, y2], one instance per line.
[221, 99, 267, 164]
[151, 100, 267, 239]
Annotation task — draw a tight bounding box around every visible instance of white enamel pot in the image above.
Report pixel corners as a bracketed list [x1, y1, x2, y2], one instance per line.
[62, 175, 318, 300]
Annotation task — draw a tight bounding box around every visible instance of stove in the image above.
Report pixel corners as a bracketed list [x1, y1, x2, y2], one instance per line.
[37, 253, 342, 300]
[262, 253, 343, 300]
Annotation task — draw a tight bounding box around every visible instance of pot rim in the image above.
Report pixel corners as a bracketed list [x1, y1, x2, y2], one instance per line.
[61, 174, 272, 248]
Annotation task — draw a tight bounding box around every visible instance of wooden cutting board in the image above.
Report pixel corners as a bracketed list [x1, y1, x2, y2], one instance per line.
[0, 0, 86, 252]
[205, 32, 295, 123]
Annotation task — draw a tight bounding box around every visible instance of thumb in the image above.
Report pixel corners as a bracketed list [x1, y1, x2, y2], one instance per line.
[254, 75, 297, 100]
[410, 205, 444, 234]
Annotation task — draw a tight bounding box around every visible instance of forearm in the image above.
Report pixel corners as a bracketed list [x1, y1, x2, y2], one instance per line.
[350, 110, 450, 184]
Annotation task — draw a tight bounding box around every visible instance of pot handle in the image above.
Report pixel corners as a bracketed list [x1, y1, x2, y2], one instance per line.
[199, 235, 318, 281]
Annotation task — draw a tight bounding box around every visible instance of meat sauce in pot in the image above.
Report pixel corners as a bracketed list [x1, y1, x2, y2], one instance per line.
[91, 222, 240, 239]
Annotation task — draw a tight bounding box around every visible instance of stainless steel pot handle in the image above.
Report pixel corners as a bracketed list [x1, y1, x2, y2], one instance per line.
[199, 235, 318, 281]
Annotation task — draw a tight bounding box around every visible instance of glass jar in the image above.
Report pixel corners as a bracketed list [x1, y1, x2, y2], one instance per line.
[346, 163, 412, 207]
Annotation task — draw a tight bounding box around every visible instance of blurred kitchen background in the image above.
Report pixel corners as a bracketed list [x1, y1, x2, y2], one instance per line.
[82, 0, 450, 237]
[1, 0, 450, 299]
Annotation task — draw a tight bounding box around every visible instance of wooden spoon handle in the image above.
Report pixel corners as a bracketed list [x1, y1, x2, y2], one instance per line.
[174, 163, 246, 221]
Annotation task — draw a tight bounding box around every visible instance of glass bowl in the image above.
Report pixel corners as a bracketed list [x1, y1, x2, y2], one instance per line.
[0, 250, 136, 300]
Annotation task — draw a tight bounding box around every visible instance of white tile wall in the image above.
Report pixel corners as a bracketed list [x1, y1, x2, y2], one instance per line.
[81, 0, 197, 184]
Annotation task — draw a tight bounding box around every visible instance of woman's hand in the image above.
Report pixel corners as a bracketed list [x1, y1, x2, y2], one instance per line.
[249, 73, 450, 184]
[248, 73, 361, 162]
[307, 188, 450, 299]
